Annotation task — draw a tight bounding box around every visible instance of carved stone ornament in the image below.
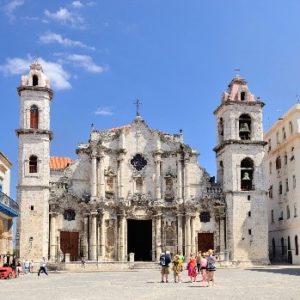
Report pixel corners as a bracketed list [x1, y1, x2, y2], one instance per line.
[130, 153, 147, 171]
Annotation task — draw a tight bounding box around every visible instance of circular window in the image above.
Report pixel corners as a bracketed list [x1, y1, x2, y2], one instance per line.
[131, 154, 147, 171]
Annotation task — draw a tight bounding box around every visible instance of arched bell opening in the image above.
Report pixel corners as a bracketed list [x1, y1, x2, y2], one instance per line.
[241, 157, 254, 191]
[239, 114, 251, 140]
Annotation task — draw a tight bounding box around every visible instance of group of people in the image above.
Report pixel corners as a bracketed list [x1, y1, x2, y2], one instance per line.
[160, 249, 217, 287]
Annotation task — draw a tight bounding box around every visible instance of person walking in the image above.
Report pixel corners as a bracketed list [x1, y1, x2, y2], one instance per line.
[196, 251, 202, 273]
[159, 251, 171, 283]
[200, 252, 208, 283]
[38, 257, 48, 276]
[81, 256, 86, 271]
[187, 253, 197, 282]
[206, 249, 216, 287]
[172, 254, 182, 283]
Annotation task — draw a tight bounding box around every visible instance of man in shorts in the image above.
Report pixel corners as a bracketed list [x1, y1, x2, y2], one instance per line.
[160, 251, 171, 283]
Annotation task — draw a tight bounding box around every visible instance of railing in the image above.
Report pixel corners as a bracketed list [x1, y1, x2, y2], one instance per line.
[0, 191, 19, 213]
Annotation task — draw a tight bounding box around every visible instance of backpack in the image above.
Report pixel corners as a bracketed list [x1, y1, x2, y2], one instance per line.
[160, 255, 166, 266]
[207, 256, 215, 269]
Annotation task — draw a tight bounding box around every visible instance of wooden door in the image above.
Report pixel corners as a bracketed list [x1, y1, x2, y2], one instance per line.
[60, 231, 79, 261]
[198, 233, 214, 252]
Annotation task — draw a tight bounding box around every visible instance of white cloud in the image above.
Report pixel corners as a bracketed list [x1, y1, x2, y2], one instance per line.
[39, 32, 95, 50]
[0, 56, 71, 90]
[44, 7, 84, 28]
[94, 107, 113, 116]
[3, 0, 24, 20]
[66, 54, 108, 73]
[71, 1, 83, 8]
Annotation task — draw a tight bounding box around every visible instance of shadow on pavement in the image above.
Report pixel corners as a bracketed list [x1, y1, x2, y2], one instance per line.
[245, 267, 300, 276]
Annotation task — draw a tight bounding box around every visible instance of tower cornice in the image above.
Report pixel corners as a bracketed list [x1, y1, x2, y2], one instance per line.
[213, 139, 267, 153]
[17, 86, 54, 100]
[15, 128, 53, 140]
[214, 100, 265, 115]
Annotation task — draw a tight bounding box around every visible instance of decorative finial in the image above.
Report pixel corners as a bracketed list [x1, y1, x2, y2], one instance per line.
[134, 99, 142, 116]
[296, 94, 300, 103]
[91, 123, 95, 131]
[234, 68, 241, 77]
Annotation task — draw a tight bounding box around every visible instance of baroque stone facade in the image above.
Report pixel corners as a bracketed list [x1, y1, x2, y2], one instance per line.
[16, 64, 268, 265]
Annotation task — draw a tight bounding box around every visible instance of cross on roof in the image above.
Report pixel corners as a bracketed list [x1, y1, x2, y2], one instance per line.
[134, 99, 142, 116]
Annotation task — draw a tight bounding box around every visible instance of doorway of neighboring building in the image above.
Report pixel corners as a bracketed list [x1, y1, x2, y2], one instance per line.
[60, 231, 79, 261]
[198, 233, 214, 252]
[127, 219, 152, 261]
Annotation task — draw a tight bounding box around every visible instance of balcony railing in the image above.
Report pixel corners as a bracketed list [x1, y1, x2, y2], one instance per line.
[0, 191, 19, 217]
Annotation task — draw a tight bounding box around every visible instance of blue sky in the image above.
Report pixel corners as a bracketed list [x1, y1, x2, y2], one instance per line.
[1, 0, 300, 199]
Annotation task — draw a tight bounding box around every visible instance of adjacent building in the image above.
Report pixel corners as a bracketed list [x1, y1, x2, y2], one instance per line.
[16, 63, 268, 265]
[265, 104, 300, 264]
[0, 151, 18, 265]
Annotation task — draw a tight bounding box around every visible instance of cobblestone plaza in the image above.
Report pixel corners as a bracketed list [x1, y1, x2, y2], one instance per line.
[2, 266, 299, 300]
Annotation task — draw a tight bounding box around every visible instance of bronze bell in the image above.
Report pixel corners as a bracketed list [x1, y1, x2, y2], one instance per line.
[242, 172, 251, 181]
[240, 122, 250, 133]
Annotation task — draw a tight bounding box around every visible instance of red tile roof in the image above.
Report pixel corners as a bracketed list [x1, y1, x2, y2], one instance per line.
[50, 157, 73, 170]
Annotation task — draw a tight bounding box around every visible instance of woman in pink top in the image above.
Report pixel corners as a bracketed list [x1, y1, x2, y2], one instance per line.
[187, 253, 197, 282]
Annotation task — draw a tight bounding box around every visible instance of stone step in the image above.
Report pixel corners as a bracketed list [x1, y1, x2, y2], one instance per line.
[132, 262, 161, 269]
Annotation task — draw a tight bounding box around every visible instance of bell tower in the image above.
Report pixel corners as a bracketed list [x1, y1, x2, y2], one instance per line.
[214, 75, 269, 264]
[16, 61, 53, 260]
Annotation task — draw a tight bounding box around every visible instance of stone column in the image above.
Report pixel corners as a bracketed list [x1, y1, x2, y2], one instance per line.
[177, 213, 183, 254]
[98, 152, 105, 199]
[49, 212, 57, 261]
[117, 152, 125, 200]
[191, 215, 196, 254]
[185, 214, 191, 257]
[155, 153, 162, 200]
[118, 212, 126, 261]
[91, 153, 97, 198]
[89, 211, 97, 260]
[155, 213, 162, 261]
[100, 212, 106, 259]
[184, 157, 190, 200]
[83, 214, 89, 259]
[177, 154, 183, 200]
[219, 217, 225, 253]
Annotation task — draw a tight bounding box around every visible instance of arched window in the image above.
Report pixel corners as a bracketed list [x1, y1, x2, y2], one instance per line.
[30, 105, 39, 129]
[218, 118, 224, 139]
[287, 205, 290, 219]
[275, 156, 281, 169]
[63, 209, 76, 221]
[269, 161, 272, 174]
[289, 121, 293, 134]
[295, 236, 299, 256]
[281, 237, 285, 256]
[239, 114, 251, 140]
[32, 74, 38, 86]
[241, 158, 254, 191]
[29, 155, 38, 173]
[240, 91, 246, 101]
[272, 238, 276, 257]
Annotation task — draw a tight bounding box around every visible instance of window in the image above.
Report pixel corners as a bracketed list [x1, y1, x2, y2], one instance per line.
[276, 131, 280, 144]
[279, 210, 283, 221]
[275, 156, 281, 169]
[282, 127, 286, 140]
[290, 147, 295, 161]
[218, 118, 224, 137]
[241, 91, 246, 101]
[287, 205, 290, 219]
[279, 182, 282, 195]
[293, 175, 296, 189]
[281, 237, 285, 255]
[268, 139, 271, 152]
[239, 114, 251, 140]
[294, 204, 298, 218]
[30, 105, 39, 129]
[289, 121, 293, 134]
[30, 205, 34, 211]
[272, 238, 276, 257]
[269, 161, 272, 174]
[29, 155, 38, 173]
[269, 185, 273, 198]
[241, 158, 254, 191]
[32, 74, 38, 86]
[284, 153, 288, 165]
[131, 154, 147, 171]
[295, 236, 299, 256]
[200, 211, 211, 223]
[63, 209, 76, 221]
[248, 229, 252, 235]
[285, 178, 289, 192]
[271, 210, 274, 223]
[248, 211, 251, 217]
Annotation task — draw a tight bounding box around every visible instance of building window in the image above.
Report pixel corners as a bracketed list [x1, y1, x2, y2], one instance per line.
[248, 211, 251, 217]
[240, 91, 246, 101]
[131, 154, 147, 171]
[30, 205, 34, 211]
[239, 114, 251, 140]
[271, 210, 274, 223]
[295, 236, 299, 256]
[290, 147, 295, 161]
[272, 238, 276, 257]
[285, 178, 289, 192]
[275, 156, 281, 169]
[284, 153, 288, 165]
[294, 204, 298, 218]
[293, 175, 296, 189]
[200, 211, 211, 223]
[241, 158, 254, 191]
[287, 205, 290, 219]
[63, 209, 76, 221]
[279, 182, 282, 195]
[218, 118, 224, 140]
[30, 105, 39, 129]
[289, 121, 293, 134]
[281, 237, 285, 255]
[282, 127, 286, 140]
[268, 139, 271, 152]
[29, 155, 38, 173]
[276, 131, 280, 144]
[32, 74, 38, 86]
[269, 161, 272, 174]
[269, 185, 273, 198]
[248, 229, 252, 235]
[279, 210, 283, 221]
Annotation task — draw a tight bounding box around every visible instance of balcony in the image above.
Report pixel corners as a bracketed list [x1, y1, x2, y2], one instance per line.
[0, 191, 19, 217]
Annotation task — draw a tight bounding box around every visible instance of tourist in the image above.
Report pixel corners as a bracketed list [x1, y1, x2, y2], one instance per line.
[24, 259, 30, 274]
[81, 256, 86, 271]
[38, 257, 48, 276]
[196, 251, 202, 273]
[172, 254, 182, 283]
[187, 253, 197, 282]
[159, 251, 171, 283]
[29, 260, 34, 273]
[206, 249, 216, 287]
[16, 260, 23, 276]
[200, 252, 208, 283]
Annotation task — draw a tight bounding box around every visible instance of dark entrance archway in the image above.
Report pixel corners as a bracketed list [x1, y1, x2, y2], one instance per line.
[127, 219, 152, 261]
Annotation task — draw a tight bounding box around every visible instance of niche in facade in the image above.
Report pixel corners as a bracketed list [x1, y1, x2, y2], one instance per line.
[64, 209, 76, 221]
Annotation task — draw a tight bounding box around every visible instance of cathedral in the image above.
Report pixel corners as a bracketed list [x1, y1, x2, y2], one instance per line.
[16, 62, 269, 265]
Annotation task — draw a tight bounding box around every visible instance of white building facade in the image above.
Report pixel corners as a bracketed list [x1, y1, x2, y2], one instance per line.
[264, 104, 300, 264]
